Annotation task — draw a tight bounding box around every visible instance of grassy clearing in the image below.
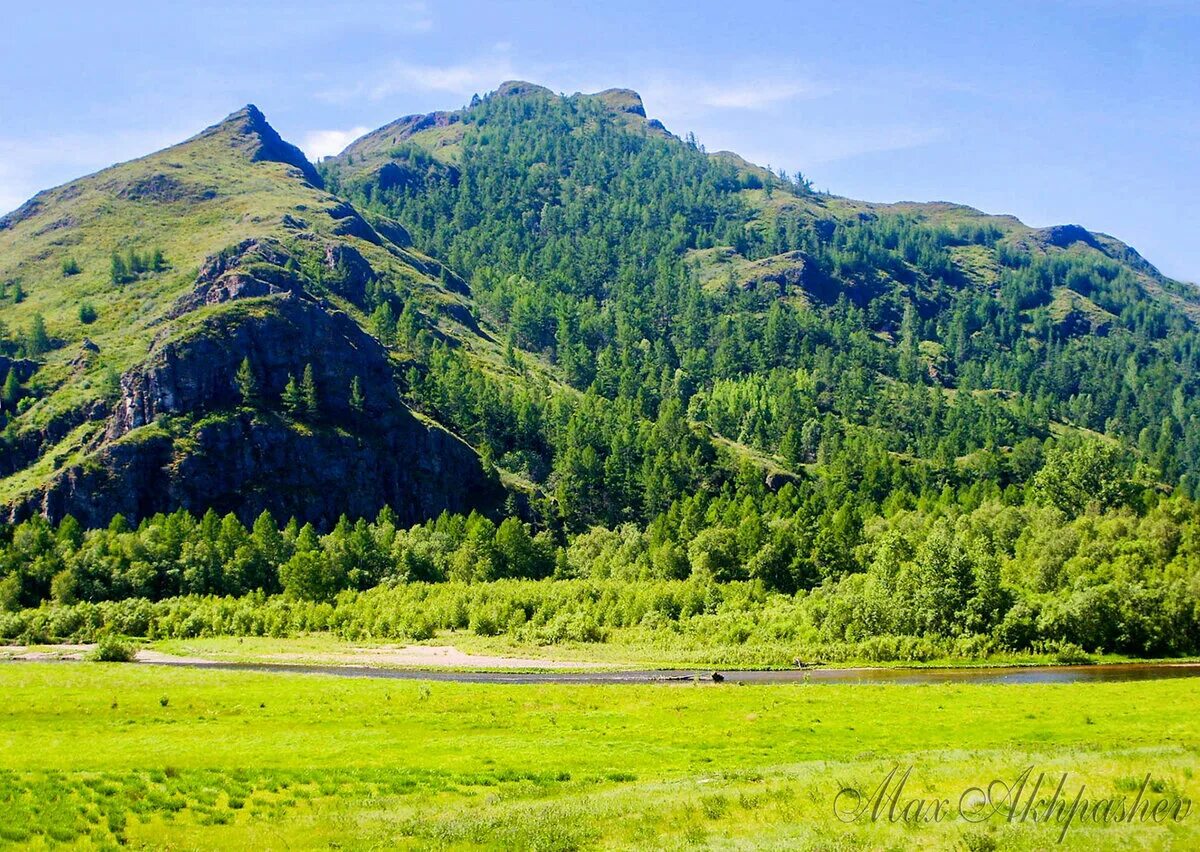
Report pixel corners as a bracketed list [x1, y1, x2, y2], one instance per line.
[0, 662, 1196, 848]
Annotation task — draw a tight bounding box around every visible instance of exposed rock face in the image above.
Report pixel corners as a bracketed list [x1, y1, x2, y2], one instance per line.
[169, 237, 375, 316]
[111, 173, 217, 203]
[169, 238, 303, 316]
[494, 80, 554, 100]
[0, 356, 38, 383]
[29, 409, 500, 530]
[592, 88, 646, 117]
[742, 251, 814, 292]
[365, 213, 412, 248]
[325, 201, 381, 244]
[0, 198, 42, 230]
[111, 289, 402, 440]
[1037, 224, 1098, 249]
[16, 237, 502, 529]
[196, 104, 324, 189]
[321, 243, 374, 306]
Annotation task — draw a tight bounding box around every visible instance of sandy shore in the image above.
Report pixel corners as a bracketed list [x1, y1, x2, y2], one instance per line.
[1, 643, 605, 670]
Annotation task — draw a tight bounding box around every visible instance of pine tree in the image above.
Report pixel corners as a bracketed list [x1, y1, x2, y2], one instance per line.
[301, 364, 318, 417]
[110, 252, 128, 285]
[28, 314, 50, 356]
[349, 376, 365, 415]
[1, 369, 19, 410]
[281, 374, 303, 416]
[370, 302, 397, 346]
[235, 357, 261, 407]
[898, 302, 922, 384]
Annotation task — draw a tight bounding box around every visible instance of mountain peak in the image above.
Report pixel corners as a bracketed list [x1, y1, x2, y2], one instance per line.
[588, 88, 646, 117]
[492, 80, 555, 100]
[195, 104, 323, 188]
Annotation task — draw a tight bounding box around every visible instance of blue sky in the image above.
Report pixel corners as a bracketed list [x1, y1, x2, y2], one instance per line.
[2, 1, 1197, 281]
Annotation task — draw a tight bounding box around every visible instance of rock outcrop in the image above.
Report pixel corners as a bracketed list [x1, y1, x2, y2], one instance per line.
[15, 238, 502, 529]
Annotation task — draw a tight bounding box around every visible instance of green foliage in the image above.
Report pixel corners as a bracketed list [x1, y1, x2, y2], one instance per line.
[26, 313, 50, 356]
[4, 86, 1200, 669]
[60, 257, 80, 277]
[109, 247, 166, 285]
[77, 301, 97, 324]
[280, 374, 303, 417]
[1033, 440, 1138, 516]
[2, 482, 1199, 657]
[348, 376, 365, 415]
[235, 357, 261, 407]
[1, 370, 19, 411]
[90, 634, 136, 662]
[300, 364, 318, 417]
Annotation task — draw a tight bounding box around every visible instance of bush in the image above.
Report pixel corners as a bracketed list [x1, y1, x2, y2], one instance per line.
[1050, 641, 1094, 666]
[91, 634, 137, 663]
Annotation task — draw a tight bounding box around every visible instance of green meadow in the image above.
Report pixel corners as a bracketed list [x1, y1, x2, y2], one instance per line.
[0, 662, 1197, 849]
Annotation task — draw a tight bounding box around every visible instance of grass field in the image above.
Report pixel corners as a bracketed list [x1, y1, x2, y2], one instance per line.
[1, 663, 1197, 849]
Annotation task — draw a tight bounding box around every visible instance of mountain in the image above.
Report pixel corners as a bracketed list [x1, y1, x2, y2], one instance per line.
[0, 105, 502, 528]
[2, 81, 1199, 540]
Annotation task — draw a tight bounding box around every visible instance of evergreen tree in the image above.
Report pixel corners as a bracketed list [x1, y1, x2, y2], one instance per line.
[281, 374, 303, 416]
[235, 357, 261, 407]
[349, 376, 365, 415]
[1, 369, 19, 410]
[110, 252, 128, 285]
[28, 314, 50, 356]
[301, 364, 319, 418]
[370, 302, 397, 346]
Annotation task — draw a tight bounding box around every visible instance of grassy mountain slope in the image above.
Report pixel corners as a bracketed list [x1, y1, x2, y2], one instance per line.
[0, 106, 501, 526]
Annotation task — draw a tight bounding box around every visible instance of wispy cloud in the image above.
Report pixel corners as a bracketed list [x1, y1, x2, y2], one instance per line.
[728, 124, 944, 175]
[639, 73, 828, 121]
[318, 51, 536, 104]
[300, 126, 371, 161]
[698, 81, 823, 110]
[786, 125, 944, 166]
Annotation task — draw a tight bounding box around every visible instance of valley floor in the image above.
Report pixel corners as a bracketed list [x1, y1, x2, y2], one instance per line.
[6, 633, 1193, 674]
[1, 662, 1197, 849]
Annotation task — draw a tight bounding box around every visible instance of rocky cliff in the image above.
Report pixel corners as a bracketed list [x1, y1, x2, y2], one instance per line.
[7, 236, 502, 529]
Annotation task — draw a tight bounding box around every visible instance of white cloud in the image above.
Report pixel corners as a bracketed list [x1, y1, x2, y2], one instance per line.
[698, 81, 821, 110]
[300, 126, 371, 161]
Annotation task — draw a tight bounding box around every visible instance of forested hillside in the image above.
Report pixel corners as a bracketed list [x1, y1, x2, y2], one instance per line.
[2, 82, 1199, 660]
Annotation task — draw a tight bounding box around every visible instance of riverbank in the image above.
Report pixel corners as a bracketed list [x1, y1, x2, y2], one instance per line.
[4, 638, 1200, 684]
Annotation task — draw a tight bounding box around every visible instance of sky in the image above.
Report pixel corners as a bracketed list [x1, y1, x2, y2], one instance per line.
[2, 1, 1197, 281]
